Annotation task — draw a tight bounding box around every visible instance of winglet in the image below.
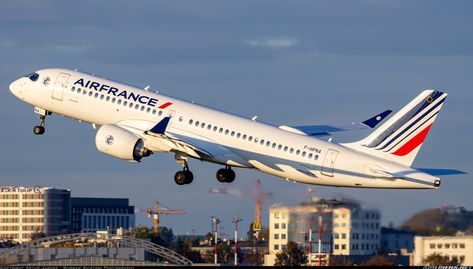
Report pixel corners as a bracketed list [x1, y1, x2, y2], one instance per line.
[362, 110, 392, 128]
[148, 117, 170, 134]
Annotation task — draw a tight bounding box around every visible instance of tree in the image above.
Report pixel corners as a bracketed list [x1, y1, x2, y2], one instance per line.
[150, 226, 174, 248]
[127, 225, 151, 238]
[202, 242, 234, 264]
[275, 242, 308, 266]
[247, 223, 269, 241]
[171, 237, 204, 263]
[361, 255, 396, 266]
[422, 253, 460, 266]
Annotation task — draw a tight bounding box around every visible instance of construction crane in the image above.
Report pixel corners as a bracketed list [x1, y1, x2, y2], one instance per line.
[209, 179, 273, 239]
[135, 201, 185, 234]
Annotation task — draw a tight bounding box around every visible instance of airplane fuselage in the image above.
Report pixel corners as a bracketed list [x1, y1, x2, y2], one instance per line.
[9, 68, 441, 189]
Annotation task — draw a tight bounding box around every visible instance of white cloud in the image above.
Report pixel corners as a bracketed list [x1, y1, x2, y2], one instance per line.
[243, 38, 299, 50]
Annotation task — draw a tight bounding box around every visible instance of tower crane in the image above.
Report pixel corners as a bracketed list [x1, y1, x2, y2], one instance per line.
[136, 201, 185, 234]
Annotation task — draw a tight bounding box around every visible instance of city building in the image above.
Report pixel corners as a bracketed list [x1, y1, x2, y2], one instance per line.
[381, 227, 414, 253]
[0, 186, 71, 243]
[71, 197, 135, 233]
[413, 235, 473, 265]
[264, 197, 381, 266]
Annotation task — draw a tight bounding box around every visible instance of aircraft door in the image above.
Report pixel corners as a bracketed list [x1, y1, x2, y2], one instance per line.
[321, 149, 338, 177]
[52, 72, 71, 101]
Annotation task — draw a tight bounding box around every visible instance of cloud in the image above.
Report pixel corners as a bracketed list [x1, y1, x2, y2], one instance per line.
[243, 38, 299, 50]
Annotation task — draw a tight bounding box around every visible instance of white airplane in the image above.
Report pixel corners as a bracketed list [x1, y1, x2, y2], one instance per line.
[9, 68, 463, 189]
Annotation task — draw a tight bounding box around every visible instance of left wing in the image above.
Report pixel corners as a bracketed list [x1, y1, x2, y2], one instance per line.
[279, 110, 392, 136]
[116, 117, 212, 159]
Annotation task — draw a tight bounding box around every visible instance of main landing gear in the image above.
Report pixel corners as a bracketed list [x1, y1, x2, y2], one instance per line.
[174, 163, 194, 185]
[174, 153, 193, 185]
[216, 166, 235, 183]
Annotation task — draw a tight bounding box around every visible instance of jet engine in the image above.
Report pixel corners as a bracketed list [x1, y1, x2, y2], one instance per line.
[95, 124, 151, 161]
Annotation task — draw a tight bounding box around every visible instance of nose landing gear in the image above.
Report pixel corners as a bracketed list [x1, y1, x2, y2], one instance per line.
[33, 115, 46, 135]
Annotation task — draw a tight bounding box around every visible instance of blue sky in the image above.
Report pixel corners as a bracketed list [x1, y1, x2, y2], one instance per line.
[0, 0, 472, 236]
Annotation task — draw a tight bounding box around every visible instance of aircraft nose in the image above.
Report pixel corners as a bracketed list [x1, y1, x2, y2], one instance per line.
[9, 79, 22, 96]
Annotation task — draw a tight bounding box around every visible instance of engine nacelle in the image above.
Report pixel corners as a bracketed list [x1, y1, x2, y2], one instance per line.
[95, 125, 151, 162]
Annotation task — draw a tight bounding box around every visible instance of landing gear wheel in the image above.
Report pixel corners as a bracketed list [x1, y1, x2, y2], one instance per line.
[174, 171, 187, 185]
[184, 170, 194, 184]
[33, 126, 45, 135]
[174, 170, 194, 185]
[216, 168, 236, 183]
[225, 169, 235, 183]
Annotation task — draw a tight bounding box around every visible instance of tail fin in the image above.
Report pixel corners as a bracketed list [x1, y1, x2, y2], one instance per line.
[343, 89, 448, 166]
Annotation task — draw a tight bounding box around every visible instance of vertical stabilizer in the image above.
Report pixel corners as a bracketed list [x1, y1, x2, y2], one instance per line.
[343, 90, 447, 166]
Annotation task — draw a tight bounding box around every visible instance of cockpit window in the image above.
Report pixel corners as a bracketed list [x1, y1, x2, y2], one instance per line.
[23, 72, 39, 81]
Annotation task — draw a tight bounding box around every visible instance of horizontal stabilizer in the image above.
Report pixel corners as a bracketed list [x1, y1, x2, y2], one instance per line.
[280, 110, 392, 136]
[416, 168, 467, 176]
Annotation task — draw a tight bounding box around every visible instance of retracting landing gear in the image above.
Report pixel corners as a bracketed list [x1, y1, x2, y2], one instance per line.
[216, 166, 236, 183]
[174, 153, 193, 185]
[33, 107, 50, 135]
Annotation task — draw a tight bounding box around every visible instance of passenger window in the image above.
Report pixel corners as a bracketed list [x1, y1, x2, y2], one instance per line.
[178, 116, 182, 121]
[302, 151, 306, 157]
[158, 111, 163, 116]
[225, 130, 229, 135]
[94, 93, 99, 98]
[106, 96, 110, 101]
[272, 143, 276, 148]
[207, 125, 212, 130]
[71, 86, 75, 92]
[100, 94, 104, 100]
[296, 150, 300, 155]
[260, 140, 265, 145]
[314, 155, 319, 160]
[242, 134, 247, 140]
[278, 144, 282, 150]
[141, 106, 145, 111]
[117, 99, 122, 105]
[249, 136, 253, 142]
[284, 146, 288, 152]
[237, 133, 241, 138]
[201, 123, 205, 128]
[89, 91, 93, 97]
[83, 90, 87, 95]
[266, 141, 270, 147]
[78, 88, 82, 94]
[219, 128, 223, 133]
[112, 98, 116, 103]
[309, 153, 313, 159]
[123, 101, 127, 106]
[135, 104, 139, 109]
[129, 103, 133, 108]
[290, 148, 294, 153]
[231, 131, 235, 136]
[189, 119, 193, 125]
[146, 107, 151, 113]
[195, 121, 199, 127]
[213, 126, 217, 132]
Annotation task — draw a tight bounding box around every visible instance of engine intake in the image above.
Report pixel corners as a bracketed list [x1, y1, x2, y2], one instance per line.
[95, 124, 151, 161]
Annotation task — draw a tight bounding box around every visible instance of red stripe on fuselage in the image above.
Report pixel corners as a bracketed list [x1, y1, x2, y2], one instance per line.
[158, 102, 173, 109]
[391, 124, 433, 156]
